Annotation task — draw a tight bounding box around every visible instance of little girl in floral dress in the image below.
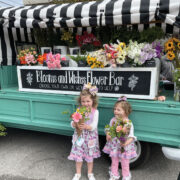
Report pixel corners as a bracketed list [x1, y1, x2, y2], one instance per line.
[103, 96, 137, 180]
[68, 83, 100, 180]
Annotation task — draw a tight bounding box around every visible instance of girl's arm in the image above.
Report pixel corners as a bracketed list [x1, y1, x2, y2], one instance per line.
[71, 121, 76, 128]
[122, 123, 137, 146]
[86, 110, 99, 131]
[128, 123, 137, 141]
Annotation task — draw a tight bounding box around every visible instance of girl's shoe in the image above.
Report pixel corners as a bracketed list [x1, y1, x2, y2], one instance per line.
[122, 173, 131, 180]
[72, 173, 81, 180]
[88, 173, 96, 180]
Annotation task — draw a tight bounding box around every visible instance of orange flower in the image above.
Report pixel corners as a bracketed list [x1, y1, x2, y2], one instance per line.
[37, 53, 47, 64]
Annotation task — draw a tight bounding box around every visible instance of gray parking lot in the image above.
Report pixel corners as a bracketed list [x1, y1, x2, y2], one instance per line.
[0, 128, 179, 180]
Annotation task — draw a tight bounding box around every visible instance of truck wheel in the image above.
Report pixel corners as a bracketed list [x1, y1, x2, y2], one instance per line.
[130, 141, 151, 169]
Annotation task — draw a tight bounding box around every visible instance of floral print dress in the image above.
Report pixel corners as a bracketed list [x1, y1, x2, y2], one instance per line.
[103, 117, 137, 159]
[68, 109, 100, 162]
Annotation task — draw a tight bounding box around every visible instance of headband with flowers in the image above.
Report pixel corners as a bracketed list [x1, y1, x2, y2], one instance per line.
[118, 96, 127, 102]
[83, 83, 98, 96]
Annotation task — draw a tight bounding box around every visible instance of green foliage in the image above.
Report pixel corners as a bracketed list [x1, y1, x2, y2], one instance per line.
[105, 117, 132, 139]
[70, 55, 87, 62]
[110, 26, 140, 44]
[96, 26, 112, 45]
[34, 28, 65, 47]
[0, 123, 7, 136]
[173, 69, 180, 88]
[138, 26, 165, 43]
[34, 28, 48, 47]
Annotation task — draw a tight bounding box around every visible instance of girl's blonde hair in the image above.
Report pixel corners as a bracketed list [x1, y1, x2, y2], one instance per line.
[78, 89, 98, 108]
[114, 97, 132, 116]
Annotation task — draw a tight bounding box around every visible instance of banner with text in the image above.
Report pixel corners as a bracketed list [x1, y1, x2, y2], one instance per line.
[17, 67, 159, 99]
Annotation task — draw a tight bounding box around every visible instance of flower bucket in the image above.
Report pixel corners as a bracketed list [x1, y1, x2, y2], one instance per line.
[41, 47, 52, 54]
[69, 47, 80, 55]
[53, 45, 67, 55]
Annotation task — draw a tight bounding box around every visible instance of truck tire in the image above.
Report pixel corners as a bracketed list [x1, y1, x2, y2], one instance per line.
[130, 141, 151, 169]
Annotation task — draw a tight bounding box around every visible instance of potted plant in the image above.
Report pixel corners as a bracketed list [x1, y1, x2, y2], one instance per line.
[61, 29, 80, 55]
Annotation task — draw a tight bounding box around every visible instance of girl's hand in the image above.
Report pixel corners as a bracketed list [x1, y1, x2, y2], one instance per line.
[121, 137, 134, 147]
[78, 123, 87, 130]
[106, 134, 111, 141]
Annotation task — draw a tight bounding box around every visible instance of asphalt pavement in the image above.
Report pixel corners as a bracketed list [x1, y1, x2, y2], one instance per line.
[0, 128, 179, 180]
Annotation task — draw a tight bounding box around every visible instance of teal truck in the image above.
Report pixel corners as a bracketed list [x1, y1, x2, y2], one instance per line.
[0, 0, 180, 168]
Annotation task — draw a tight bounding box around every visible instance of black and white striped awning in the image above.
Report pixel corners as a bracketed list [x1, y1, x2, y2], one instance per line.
[0, 0, 179, 28]
[0, 0, 179, 66]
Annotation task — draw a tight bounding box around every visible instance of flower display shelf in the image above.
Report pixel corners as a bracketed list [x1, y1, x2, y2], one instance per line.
[17, 66, 159, 100]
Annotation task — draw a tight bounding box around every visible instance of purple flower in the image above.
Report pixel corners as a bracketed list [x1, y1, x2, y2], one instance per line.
[119, 137, 126, 142]
[140, 43, 157, 64]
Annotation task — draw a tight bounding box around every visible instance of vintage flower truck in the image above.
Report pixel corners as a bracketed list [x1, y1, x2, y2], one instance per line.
[0, 0, 180, 167]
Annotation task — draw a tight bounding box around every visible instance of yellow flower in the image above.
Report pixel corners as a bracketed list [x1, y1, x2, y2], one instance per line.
[177, 43, 180, 50]
[165, 41, 174, 52]
[166, 51, 175, 60]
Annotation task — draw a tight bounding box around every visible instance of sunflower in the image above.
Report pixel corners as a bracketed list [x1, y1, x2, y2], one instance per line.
[173, 38, 180, 43]
[177, 43, 180, 50]
[165, 41, 174, 52]
[166, 51, 175, 60]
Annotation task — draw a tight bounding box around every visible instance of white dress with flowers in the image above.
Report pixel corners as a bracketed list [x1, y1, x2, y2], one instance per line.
[103, 117, 137, 159]
[68, 109, 100, 162]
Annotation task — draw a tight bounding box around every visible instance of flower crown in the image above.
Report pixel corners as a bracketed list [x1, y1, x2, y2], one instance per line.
[83, 83, 98, 96]
[118, 96, 127, 102]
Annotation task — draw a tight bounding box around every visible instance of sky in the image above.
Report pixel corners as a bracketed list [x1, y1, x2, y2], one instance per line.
[0, 0, 23, 7]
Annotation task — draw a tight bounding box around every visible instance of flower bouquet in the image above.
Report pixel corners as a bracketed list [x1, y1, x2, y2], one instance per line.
[71, 106, 91, 136]
[87, 49, 107, 68]
[61, 29, 76, 47]
[46, 52, 66, 69]
[105, 117, 132, 153]
[76, 31, 101, 54]
[164, 37, 180, 68]
[17, 48, 38, 65]
[37, 53, 48, 65]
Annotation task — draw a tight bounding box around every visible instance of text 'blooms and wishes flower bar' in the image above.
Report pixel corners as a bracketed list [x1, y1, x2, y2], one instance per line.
[17, 66, 159, 100]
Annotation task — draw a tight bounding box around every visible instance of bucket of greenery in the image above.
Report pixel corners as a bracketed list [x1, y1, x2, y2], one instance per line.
[70, 55, 88, 67]
[34, 28, 53, 54]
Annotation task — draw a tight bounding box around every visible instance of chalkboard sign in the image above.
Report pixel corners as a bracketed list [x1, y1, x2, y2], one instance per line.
[17, 66, 159, 99]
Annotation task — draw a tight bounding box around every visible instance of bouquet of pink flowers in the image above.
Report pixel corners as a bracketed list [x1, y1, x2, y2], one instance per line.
[105, 117, 132, 152]
[46, 52, 66, 69]
[71, 106, 91, 136]
[17, 48, 38, 65]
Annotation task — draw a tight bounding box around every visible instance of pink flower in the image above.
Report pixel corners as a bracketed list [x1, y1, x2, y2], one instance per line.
[72, 112, 82, 123]
[116, 125, 123, 133]
[122, 127, 127, 133]
[46, 52, 61, 69]
[61, 57, 66, 61]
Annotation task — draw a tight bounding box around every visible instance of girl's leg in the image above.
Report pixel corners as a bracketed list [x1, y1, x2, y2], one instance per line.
[76, 161, 83, 174]
[87, 162, 93, 174]
[111, 157, 120, 177]
[121, 158, 130, 177]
